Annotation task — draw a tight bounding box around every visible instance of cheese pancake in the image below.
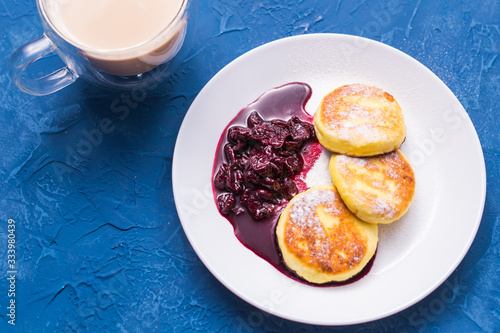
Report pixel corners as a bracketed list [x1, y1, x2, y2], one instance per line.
[329, 150, 415, 224]
[314, 84, 406, 156]
[276, 185, 378, 284]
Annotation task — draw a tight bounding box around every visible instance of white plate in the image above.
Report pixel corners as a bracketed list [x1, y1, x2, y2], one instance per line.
[172, 34, 486, 325]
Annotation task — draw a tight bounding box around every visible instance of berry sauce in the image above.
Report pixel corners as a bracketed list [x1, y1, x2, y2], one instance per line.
[212, 82, 374, 286]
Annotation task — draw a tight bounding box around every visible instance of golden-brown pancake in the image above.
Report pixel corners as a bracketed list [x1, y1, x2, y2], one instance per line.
[314, 83, 406, 156]
[329, 150, 415, 224]
[276, 185, 378, 284]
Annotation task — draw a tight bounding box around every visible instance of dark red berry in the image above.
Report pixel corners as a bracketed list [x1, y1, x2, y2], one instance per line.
[224, 144, 236, 165]
[282, 177, 298, 200]
[253, 202, 274, 220]
[225, 168, 244, 193]
[247, 111, 264, 128]
[250, 154, 272, 176]
[214, 164, 228, 190]
[228, 126, 252, 143]
[218, 193, 236, 215]
[288, 116, 311, 142]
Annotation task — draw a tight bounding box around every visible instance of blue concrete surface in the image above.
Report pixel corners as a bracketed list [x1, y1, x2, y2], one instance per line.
[0, 0, 499, 331]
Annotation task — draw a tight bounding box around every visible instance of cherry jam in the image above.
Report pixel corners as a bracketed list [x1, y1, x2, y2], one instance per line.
[212, 82, 374, 286]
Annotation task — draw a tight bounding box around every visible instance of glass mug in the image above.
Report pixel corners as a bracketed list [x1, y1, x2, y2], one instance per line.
[9, 0, 196, 95]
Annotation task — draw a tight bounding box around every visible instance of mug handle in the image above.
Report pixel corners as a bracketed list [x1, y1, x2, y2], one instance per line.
[9, 34, 78, 96]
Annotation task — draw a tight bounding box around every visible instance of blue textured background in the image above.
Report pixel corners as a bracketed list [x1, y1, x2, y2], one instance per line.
[1, 0, 499, 332]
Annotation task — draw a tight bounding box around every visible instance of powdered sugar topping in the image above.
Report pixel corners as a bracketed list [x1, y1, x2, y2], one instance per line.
[335, 154, 369, 167]
[372, 198, 397, 219]
[289, 189, 340, 229]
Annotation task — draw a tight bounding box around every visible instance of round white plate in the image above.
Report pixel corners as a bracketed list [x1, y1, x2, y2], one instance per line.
[172, 33, 486, 325]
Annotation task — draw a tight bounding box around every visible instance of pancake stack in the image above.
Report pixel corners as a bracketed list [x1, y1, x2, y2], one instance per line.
[277, 83, 415, 284]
